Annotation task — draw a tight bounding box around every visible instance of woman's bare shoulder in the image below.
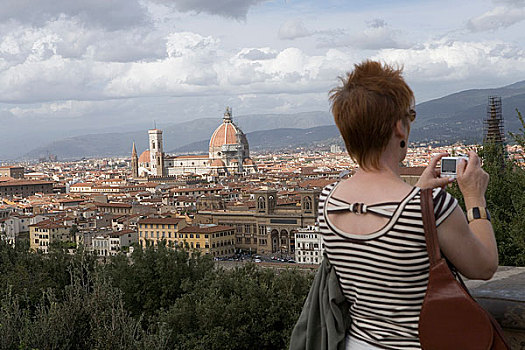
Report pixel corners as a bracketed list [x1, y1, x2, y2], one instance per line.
[331, 177, 414, 204]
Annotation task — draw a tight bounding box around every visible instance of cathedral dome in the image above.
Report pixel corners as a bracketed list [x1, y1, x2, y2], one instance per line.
[138, 150, 150, 164]
[209, 110, 240, 149]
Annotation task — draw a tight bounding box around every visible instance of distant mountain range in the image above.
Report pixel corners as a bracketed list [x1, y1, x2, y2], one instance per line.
[171, 125, 341, 154]
[23, 81, 525, 160]
[24, 111, 334, 159]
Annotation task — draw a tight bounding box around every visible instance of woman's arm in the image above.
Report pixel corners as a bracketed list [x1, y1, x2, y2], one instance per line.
[437, 206, 498, 280]
[436, 151, 498, 280]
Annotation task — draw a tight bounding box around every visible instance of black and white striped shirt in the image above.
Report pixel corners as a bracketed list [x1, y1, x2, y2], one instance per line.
[319, 183, 457, 350]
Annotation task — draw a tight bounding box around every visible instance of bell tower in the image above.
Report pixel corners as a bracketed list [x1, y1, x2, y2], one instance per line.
[149, 128, 165, 176]
[131, 142, 138, 178]
[255, 189, 277, 215]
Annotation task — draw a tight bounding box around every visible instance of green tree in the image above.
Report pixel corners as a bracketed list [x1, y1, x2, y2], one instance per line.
[509, 109, 525, 149]
[103, 243, 214, 319]
[158, 264, 313, 350]
[448, 110, 525, 266]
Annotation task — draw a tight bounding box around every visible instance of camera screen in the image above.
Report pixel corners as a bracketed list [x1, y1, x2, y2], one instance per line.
[442, 159, 457, 173]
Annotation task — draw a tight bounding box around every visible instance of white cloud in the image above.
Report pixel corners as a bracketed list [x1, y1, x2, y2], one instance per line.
[467, 6, 525, 31]
[367, 18, 387, 29]
[318, 19, 410, 50]
[351, 26, 410, 50]
[375, 39, 525, 82]
[166, 32, 218, 58]
[278, 19, 313, 40]
[239, 48, 277, 60]
[0, 20, 359, 104]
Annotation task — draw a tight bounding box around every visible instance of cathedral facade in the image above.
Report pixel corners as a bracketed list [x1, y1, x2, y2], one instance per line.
[132, 107, 257, 178]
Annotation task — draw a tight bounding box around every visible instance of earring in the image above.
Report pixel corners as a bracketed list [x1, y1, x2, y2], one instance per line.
[400, 140, 406, 148]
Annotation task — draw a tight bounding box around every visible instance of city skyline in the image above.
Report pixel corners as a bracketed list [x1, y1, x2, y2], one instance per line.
[1, 0, 525, 159]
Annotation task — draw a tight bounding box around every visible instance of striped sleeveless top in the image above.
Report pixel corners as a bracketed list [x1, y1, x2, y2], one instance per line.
[319, 182, 457, 350]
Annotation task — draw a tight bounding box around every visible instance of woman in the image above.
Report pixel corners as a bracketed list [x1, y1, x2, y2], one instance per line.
[321, 60, 498, 350]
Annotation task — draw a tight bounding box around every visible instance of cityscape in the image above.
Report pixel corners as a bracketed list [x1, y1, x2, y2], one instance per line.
[1, 1, 525, 349]
[1, 104, 523, 264]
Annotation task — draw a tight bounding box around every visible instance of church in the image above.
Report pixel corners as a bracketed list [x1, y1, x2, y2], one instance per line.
[131, 107, 257, 178]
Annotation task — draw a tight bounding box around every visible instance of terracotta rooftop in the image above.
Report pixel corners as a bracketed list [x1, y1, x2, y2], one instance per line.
[179, 225, 234, 233]
[0, 180, 53, 187]
[30, 219, 68, 229]
[174, 155, 209, 159]
[138, 217, 185, 225]
[95, 202, 132, 208]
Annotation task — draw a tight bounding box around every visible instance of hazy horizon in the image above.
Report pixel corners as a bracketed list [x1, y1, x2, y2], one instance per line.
[1, 0, 525, 159]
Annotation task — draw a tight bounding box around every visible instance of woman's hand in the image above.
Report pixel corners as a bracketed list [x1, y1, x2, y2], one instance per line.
[415, 153, 454, 189]
[457, 151, 489, 208]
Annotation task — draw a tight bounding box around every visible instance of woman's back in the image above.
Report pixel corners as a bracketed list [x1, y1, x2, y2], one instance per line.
[319, 178, 456, 350]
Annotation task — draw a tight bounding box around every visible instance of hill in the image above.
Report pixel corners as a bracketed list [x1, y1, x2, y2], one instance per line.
[23, 80, 525, 159]
[171, 125, 341, 154]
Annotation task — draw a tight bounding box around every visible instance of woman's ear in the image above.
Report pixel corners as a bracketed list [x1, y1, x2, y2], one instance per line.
[394, 119, 408, 140]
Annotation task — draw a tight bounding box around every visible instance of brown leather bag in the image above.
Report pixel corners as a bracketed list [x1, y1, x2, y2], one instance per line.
[418, 188, 510, 350]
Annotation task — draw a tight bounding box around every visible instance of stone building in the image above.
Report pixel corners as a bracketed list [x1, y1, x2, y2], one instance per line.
[137, 217, 188, 247]
[29, 219, 71, 254]
[0, 180, 54, 197]
[133, 107, 257, 178]
[195, 189, 320, 256]
[178, 224, 235, 257]
[0, 166, 24, 179]
[295, 225, 324, 264]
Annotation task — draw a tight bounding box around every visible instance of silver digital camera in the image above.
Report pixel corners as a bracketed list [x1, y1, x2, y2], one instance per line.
[440, 156, 468, 178]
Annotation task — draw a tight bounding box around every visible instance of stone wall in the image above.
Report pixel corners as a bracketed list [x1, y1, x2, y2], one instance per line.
[465, 267, 525, 349]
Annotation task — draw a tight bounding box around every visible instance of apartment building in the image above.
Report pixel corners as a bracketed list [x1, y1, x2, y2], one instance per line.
[137, 217, 188, 247]
[295, 226, 324, 265]
[29, 219, 71, 253]
[178, 224, 235, 257]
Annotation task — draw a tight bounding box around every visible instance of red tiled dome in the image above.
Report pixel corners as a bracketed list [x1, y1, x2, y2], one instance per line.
[138, 150, 150, 164]
[209, 122, 238, 148]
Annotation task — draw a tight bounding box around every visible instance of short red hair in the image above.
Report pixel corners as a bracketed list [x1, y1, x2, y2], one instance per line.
[329, 60, 413, 170]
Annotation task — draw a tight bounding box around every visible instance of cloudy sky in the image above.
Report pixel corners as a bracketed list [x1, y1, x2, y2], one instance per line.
[1, 0, 525, 158]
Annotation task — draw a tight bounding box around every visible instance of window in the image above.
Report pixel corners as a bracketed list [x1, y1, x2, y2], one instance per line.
[304, 196, 312, 212]
[257, 196, 266, 212]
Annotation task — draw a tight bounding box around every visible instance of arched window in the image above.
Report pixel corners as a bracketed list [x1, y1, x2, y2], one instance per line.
[152, 141, 155, 149]
[258, 196, 266, 212]
[304, 196, 312, 212]
[268, 195, 275, 209]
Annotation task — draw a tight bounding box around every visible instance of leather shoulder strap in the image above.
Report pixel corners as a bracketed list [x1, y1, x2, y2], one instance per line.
[421, 188, 441, 266]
